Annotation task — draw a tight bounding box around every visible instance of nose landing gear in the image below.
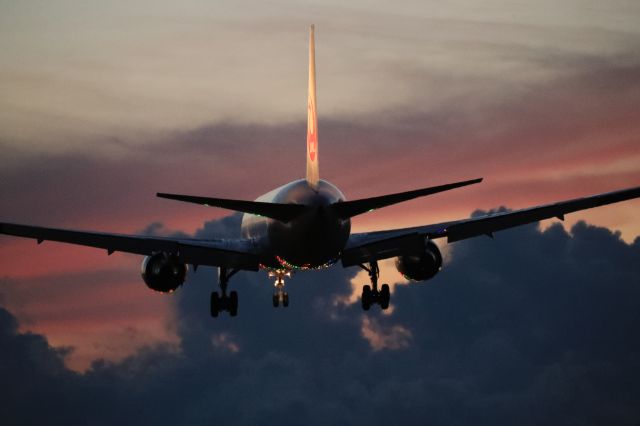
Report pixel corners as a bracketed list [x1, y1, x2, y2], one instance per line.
[360, 261, 390, 311]
[211, 267, 239, 317]
[270, 270, 290, 308]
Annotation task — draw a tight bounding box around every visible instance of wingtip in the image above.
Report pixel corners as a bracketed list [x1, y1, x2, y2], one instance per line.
[157, 192, 174, 200]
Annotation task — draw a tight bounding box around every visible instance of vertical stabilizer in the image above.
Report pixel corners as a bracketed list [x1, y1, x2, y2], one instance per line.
[306, 24, 320, 189]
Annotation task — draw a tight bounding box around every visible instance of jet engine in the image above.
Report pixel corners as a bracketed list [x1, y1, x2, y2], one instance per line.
[141, 252, 187, 293]
[395, 240, 443, 281]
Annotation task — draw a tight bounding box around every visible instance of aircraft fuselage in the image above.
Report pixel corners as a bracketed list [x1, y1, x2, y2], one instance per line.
[241, 179, 350, 270]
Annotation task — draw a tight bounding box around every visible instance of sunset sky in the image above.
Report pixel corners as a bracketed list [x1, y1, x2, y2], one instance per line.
[1, 1, 640, 423]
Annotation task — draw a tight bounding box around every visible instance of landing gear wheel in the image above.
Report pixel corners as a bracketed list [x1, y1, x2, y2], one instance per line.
[229, 291, 238, 317]
[212, 267, 240, 318]
[361, 285, 372, 311]
[210, 291, 220, 318]
[359, 262, 393, 311]
[270, 270, 292, 309]
[380, 284, 390, 310]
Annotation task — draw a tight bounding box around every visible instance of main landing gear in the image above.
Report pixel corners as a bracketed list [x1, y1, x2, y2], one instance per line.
[211, 267, 239, 317]
[270, 270, 290, 308]
[360, 261, 390, 311]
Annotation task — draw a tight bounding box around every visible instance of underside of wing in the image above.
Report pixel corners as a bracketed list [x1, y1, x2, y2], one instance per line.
[0, 222, 259, 271]
[342, 184, 640, 265]
[341, 232, 427, 267]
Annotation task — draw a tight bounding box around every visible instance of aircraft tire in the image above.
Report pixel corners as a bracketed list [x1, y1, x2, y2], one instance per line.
[283, 292, 289, 307]
[380, 284, 390, 310]
[272, 294, 279, 308]
[210, 292, 220, 317]
[362, 285, 372, 311]
[229, 291, 238, 317]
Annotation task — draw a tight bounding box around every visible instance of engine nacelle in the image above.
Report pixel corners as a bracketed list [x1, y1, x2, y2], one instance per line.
[395, 240, 443, 282]
[141, 252, 187, 293]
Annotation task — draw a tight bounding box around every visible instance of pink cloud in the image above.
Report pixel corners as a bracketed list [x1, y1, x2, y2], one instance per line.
[1, 60, 639, 370]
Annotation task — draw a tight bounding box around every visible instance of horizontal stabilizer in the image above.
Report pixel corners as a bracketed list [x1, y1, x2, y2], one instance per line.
[329, 178, 483, 219]
[157, 193, 308, 223]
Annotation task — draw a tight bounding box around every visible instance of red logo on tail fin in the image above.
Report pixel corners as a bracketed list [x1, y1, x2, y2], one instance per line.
[307, 100, 317, 162]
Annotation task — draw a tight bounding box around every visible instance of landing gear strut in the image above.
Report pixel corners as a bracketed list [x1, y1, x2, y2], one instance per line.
[360, 261, 390, 311]
[211, 267, 239, 317]
[270, 270, 290, 308]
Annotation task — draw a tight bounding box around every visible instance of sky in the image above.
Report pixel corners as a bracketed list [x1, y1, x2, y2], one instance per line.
[1, 1, 640, 423]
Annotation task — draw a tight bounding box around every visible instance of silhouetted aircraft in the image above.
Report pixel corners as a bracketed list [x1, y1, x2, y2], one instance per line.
[2, 26, 639, 317]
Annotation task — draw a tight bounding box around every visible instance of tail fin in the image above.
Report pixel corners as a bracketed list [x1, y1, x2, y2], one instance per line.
[306, 24, 320, 189]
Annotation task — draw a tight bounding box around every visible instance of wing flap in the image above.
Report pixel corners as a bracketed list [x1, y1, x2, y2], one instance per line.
[175, 242, 258, 270]
[341, 232, 425, 267]
[0, 222, 259, 270]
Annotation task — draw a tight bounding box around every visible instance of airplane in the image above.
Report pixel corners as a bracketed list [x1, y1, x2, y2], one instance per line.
[1, 25, 640, 318]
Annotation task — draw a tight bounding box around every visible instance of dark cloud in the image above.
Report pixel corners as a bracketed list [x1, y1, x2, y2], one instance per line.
[1, 213, 640, 425]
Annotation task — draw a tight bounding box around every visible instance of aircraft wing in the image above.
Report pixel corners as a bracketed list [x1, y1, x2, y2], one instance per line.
[0, 222, 259, 271]
[341, 184, 640, 266]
